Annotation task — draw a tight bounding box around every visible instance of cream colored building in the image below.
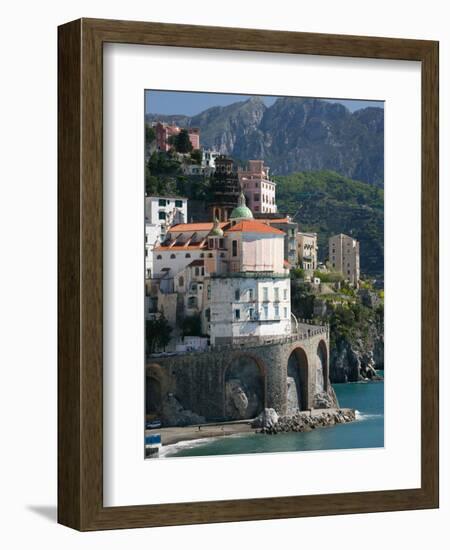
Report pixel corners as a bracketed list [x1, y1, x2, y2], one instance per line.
[328, 233, 360, 286]
[297, 232, 318, 272]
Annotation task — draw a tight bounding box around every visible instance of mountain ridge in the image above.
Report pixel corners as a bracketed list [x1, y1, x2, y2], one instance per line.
[146, 96, 384, 186]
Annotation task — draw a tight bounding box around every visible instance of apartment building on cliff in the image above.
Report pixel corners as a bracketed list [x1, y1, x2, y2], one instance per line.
[297, 231, 318, 273]
[239, 160, 277, 214]
[328, 233, 360, 286]
[154, 121, 200, 152]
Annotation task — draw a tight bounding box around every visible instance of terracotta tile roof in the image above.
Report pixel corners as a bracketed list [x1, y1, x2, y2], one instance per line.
[153, 244, 207, 252]
[226, 220, 285, 235]
[169, 222, 229, 232]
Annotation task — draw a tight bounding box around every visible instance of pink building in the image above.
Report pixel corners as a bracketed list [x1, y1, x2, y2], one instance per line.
[226, 220, 285, 273]
[238, 160, 277, 214]
[154, 122, 200, 152]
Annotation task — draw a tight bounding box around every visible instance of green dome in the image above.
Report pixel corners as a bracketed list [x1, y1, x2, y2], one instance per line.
[209, 217, 224, 237]
[230, 193, 253, 220]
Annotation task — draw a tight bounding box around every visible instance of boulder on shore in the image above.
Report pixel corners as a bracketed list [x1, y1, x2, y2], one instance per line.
[161, 394, 205, 427]
[259, 408, 356, 434]
[251, 408, 279, 429]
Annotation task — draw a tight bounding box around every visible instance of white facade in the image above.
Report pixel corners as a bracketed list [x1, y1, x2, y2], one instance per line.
[153, 247, 205, 280]
[207, 275, 291, 345]
[329, 233, 360, 286]
[176, 336, 209, 352]
[144, 196, 187, 242]
[202, 149, 220, 171]
[145, 223, 161, 279]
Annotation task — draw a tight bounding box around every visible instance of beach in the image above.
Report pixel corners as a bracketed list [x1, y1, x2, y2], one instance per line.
[146, 406, 357, 449]
[146, 420, 255, 447]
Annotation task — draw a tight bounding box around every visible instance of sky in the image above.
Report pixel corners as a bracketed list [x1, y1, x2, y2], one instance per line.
[144, 90, 384, 116]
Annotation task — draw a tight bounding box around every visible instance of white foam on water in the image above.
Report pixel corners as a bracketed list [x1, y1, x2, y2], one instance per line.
[158, 436, 225, 458]
[355, 410, 383, 421]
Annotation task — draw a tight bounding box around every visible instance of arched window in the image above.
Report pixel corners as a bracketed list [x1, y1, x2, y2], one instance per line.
[188, 296, 198, 308]
[156, 255, 162, 260]
[170, 254, 176, 259]
[185, 253, 191, 258]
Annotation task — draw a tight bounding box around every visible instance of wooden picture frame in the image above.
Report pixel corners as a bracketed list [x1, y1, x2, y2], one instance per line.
[58, 18, 439, 531]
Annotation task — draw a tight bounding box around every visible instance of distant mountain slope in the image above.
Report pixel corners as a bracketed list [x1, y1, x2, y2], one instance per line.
[146, 96, 384, 186]
[274, 171, 384, 275]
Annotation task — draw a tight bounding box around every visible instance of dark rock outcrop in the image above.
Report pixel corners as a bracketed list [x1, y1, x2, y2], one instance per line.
[330, 338, 383, 382]
[313, 384, 339, 409]
[161, 394, 205, 427]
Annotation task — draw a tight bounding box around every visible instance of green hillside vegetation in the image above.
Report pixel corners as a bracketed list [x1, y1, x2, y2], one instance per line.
[145, 149, 210, 202]
[274, 170, 384, 275]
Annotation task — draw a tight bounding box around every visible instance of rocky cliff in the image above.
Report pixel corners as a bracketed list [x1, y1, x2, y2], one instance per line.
[329, 307, 384, 383]
[330, 336, 384, 383]
[291, 281, 384, 383]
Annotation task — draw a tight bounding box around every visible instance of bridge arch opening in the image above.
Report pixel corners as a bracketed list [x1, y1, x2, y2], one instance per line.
[287, 348, 309, 413]
[316, 340, 328, 394]
[224, 354, 265, 420]
[145, 364, 164, 419]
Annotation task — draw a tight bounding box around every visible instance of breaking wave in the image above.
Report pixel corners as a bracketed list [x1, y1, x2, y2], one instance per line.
[355, 410, 383, 421]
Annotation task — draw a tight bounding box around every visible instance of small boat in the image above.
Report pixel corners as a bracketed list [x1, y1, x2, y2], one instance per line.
[145, 433, 162, 458]
[146, 419, 162, 429]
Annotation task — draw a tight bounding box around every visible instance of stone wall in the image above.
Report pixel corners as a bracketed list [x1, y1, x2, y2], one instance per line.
[146, 327, 330, 425]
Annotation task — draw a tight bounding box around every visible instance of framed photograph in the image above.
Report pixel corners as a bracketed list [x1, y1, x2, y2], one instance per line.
[58, 18, 439, 530]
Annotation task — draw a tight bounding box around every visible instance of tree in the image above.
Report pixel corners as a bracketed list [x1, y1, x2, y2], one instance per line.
[179, 314, 202, 337]
[190, 148, 202, 164]
[145, 314, 172, 354]
[290, 281, 315, 320]
[145, 151, 183, 196]
[145, 124, 156, 145]
[313, 270, 344, 283]
[291, 267, 305, 280]
[173, 129, 193, 153]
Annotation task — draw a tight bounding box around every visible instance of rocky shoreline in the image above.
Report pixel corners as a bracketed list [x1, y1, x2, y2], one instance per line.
[253, 407, 356, 435]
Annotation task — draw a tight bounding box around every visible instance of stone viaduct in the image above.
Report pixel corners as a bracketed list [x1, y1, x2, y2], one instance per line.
[146, 323, 330, 423]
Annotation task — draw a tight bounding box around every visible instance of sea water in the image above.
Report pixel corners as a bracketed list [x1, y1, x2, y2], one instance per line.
[164, 379, 384, 458]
